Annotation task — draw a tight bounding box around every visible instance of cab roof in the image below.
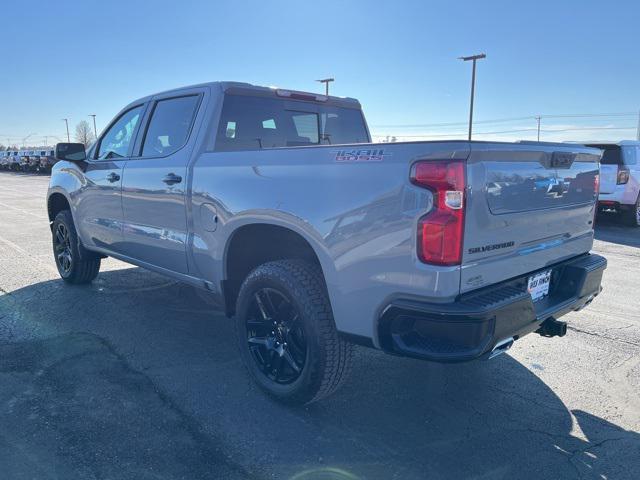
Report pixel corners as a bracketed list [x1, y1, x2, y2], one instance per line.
[126, 81, 362, 110]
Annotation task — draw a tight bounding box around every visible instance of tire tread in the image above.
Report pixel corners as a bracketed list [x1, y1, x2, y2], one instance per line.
[236, 259, 353, 404]
[53, 210, 101, 284]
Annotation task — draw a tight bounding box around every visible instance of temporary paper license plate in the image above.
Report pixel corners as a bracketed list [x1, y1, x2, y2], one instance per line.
[528, 270, 551, 302]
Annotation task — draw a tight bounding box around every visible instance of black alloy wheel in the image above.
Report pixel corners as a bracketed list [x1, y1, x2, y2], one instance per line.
[245, 287, 307, 384]
[54, 222, 73, 275]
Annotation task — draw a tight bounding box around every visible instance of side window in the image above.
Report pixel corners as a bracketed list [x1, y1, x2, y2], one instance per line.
[141, 95, 200, 157]
[225, 121, 237, 138]
[97, 106, 143, 160]
[291, 113, 319, 143]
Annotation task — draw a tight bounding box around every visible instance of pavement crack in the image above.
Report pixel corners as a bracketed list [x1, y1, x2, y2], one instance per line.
[485, 383, 566, 414]
[90, 334, 265, 480]
[567, 325, 640, 348]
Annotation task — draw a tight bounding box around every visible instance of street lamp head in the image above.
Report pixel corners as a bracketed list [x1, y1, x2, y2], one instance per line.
[458, 53, 487, 62]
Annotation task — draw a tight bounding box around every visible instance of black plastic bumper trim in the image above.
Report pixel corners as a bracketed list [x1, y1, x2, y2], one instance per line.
[378, 253, 607, 363]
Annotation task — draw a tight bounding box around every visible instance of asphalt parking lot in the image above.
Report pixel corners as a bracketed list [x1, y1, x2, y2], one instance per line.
[0, 171, 638, 480]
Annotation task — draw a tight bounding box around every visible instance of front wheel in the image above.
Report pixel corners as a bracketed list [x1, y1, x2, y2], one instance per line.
[234, 260, 353, 404]
[52, 210, 101, 284]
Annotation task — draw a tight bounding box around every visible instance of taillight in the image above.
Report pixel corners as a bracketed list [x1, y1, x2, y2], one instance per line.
[617, 166, 630, 185]
[592, 172, 600, 227]
[411, 161, 466, 265]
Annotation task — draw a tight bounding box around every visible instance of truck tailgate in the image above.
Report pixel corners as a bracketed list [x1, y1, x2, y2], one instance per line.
[461, 143, 601, 293]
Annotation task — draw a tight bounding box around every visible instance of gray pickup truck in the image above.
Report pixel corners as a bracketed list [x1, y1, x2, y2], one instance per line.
[47, 81, 606, 403]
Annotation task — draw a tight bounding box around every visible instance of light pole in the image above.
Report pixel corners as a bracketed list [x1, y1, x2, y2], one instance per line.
[62, 118, 70, 142]
[89, 114, 97, 138]
[458, 53, 486, 141]
[316, 78, 335, 96]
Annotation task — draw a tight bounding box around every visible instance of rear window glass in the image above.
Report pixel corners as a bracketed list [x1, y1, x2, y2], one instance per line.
[215, 95, 369, 151]
[587, 144, 622, 165]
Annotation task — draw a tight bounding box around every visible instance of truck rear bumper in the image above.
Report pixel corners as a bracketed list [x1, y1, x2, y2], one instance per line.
[378, 253, 607, 362]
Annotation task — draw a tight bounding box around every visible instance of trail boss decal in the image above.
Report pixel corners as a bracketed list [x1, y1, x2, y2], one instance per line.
[334, 149, 390, 162]
[468, 241, 515, 255]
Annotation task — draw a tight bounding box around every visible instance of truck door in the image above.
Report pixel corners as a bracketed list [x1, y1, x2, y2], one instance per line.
[120, 92, 203, 274]
[75, 104, 145, 252]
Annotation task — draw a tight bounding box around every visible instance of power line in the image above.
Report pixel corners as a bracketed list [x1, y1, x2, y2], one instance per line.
[372, 125, 637, 138]
[541, 112, 637, 119]
[370, 111, 639, 129]
[371, 116, 534, 129]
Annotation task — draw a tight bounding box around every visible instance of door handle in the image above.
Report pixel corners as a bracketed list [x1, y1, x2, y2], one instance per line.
[162, 173, 182, 185]
[106, 172, 120, 183]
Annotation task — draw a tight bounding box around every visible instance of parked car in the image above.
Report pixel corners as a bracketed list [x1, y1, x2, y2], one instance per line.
[39, 149, 57, 172]
[23, 150, 40, 172]
[18, 150, 31, 171]
[0, 151, 8, 168]
[585, 141, 640, 226]
[47, 81, 607, 404]
[8, 150, 21, 170]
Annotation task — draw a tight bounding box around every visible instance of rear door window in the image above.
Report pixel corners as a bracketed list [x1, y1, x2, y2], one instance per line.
[141, 95, 200, 157]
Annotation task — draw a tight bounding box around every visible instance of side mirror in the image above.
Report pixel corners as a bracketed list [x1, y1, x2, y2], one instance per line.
[55, 143, 87, 162]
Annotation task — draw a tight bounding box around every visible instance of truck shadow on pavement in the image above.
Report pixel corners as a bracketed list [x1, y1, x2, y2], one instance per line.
[1, 266, 638, 480]
[595, 216, 640, 248]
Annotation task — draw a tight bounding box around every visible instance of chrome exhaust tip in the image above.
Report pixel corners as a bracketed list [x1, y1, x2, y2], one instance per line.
[488, 337, 515, 360]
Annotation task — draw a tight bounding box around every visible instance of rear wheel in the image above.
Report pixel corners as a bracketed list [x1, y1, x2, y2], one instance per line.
[622, 194, 640, 227]
[235, 260, 353, 404]
[52, 210, 101, 284]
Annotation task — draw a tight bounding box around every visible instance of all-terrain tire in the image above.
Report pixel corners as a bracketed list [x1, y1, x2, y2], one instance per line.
[622, 194, 640, 227]
[234, 259, 353, 404]
[52, 210, 101, 284]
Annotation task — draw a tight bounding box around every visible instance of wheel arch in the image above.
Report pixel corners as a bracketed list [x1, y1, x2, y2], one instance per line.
[47, 190, 72, 225]
[221, 220, 335, 317]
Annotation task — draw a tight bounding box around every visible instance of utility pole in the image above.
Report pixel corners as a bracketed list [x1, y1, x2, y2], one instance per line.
[636, 109, 640, 141]
[458, 53, 486, 141]
[22, 132, 36, 147]
[89, 114, 97, 138]
[316, 78, 335, 96]
[536, 116, 541, 141]
[62, 118, 70, 142]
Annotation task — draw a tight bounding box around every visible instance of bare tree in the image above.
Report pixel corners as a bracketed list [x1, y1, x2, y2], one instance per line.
[75, 120, 96, 147]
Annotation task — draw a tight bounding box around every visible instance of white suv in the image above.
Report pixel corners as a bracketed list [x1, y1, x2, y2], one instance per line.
[587, 141, 640, 227]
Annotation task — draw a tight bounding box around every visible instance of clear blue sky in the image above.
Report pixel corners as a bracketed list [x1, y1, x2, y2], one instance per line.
[1, 0, 639, 146]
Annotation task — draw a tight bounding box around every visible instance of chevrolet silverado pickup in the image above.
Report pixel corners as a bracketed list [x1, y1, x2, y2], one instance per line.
[47, 81, 606, 404]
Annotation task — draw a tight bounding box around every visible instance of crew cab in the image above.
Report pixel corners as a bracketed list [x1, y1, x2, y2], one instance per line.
[47, 81, 606, 403]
